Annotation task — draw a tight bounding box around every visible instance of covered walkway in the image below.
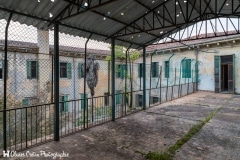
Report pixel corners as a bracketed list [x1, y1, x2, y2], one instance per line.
[16, 92, 240, 160]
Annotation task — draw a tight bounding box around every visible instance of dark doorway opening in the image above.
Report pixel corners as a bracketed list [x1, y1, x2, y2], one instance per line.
[220, 55, 234, 93]
[221, 64, 228, 91]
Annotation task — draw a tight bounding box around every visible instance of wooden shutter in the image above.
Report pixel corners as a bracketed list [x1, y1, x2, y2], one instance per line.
[26, 61, 31, 79]
[138, 63, 142, 78]
[67, 63, 72, 79]
[214, 56, 220, 93]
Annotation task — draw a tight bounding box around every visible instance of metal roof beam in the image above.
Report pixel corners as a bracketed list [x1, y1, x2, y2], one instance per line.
[58, 0, 118, 22]
[109, 0, 171, 38]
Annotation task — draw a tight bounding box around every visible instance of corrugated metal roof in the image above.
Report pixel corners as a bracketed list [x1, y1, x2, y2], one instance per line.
[0, 0, 239, 48]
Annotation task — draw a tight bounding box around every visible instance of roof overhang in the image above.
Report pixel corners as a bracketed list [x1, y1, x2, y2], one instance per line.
[0, 0, 240, 48]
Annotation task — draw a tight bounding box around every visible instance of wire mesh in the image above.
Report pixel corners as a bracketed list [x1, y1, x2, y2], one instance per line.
[0, 13, 199, 153]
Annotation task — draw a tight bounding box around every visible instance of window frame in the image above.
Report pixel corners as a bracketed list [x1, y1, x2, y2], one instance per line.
[26, 60, 38, 79]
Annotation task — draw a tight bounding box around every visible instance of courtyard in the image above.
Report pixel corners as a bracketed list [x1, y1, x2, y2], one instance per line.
[13, 92, 240, 160]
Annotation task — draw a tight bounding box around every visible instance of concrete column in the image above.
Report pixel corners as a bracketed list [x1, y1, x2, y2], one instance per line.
[37, 29, 51, 104]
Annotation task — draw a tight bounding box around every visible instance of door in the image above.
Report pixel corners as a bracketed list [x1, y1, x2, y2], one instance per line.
[228, 64, 233, 92]
[214, 56, 220, 93]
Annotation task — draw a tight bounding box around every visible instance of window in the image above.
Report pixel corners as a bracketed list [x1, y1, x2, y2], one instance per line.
[135, 94, 143, 107]
[27, 61, 38, 79]
[151, 62, 159, 77]
[182, 59, 191, 78]
[138, 63, 143, 78]
[59, 95, 68, 112]
[60, 62, 72, 79]
[22, 98, 29, 107]
[116, 64, 127, 79]
[104, 92, 110, 106]
[78, 63, 84, 79]
[0, 60, 2, 79]
[80, 93, 88, 110]
[165, 61, 169, 78]
[150, 96, 160, 105]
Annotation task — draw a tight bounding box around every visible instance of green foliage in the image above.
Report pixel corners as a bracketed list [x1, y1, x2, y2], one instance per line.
[105, 45, 140, 61]
[145, 151, 172, 160]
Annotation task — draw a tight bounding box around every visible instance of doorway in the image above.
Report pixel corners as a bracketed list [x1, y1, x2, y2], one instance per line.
[215, 55, 234, 93]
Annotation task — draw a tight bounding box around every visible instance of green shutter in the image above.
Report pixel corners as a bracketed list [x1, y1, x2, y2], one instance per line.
[80, 94, 88, 110]
[187, 59, 191, 78]
[120, 65, 124, 78]
[214, 56, 220, 93]
[151, 62, 159, 77]
[165, 61, 169, 78]
[67, 63, 72, 79]
[36, 61, 39, 79]
[78, 63, 82, 79]
[182, 60, 186, 78]
[22, 99, 29, 106]
[116, 92, 121, 105]
[156, 62, 159, 77]
[26, 61, 31, 79]
[64, 95, 68, 112]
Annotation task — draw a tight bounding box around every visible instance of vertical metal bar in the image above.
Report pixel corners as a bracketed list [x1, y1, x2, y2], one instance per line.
[125, 45, 131, 116]
[149, 53, 153, 107]
[54, 23, 60, 141]
[111, 38, 116, 121]
[166, 54, 174, 101]
[143, 46, 146, 110]
[3, 13, 12, 150]
[159, 66, 162, 103]
[84, 34, 92, 128]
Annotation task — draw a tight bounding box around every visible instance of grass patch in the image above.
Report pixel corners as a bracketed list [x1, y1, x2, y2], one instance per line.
[145, 108, 220, 160]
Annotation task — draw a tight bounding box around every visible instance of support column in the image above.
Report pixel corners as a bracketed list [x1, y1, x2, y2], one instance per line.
[143, 46, 146, 110]
[3, 12, 12, 151]
[54, 23, 60, 141]
[111, 38, 115, 121]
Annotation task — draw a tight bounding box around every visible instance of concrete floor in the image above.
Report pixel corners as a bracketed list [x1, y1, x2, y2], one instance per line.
[9, 92, 240, 160]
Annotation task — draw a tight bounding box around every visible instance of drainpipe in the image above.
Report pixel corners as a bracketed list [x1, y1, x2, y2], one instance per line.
[3, 12, 12, 151]
[166, 54, 175, 101]
[84, 34, 92, 128]
[178, 57, 186, 97]
[194, 49, 199, 91]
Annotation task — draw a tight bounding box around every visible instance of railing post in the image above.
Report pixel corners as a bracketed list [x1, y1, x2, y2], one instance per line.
[84, 34, 92, 128]
[3, 13, 12, 150]
[143, 46, 146, 110]
[54, 23, 60, 141]
[111, 38, 115, 121]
